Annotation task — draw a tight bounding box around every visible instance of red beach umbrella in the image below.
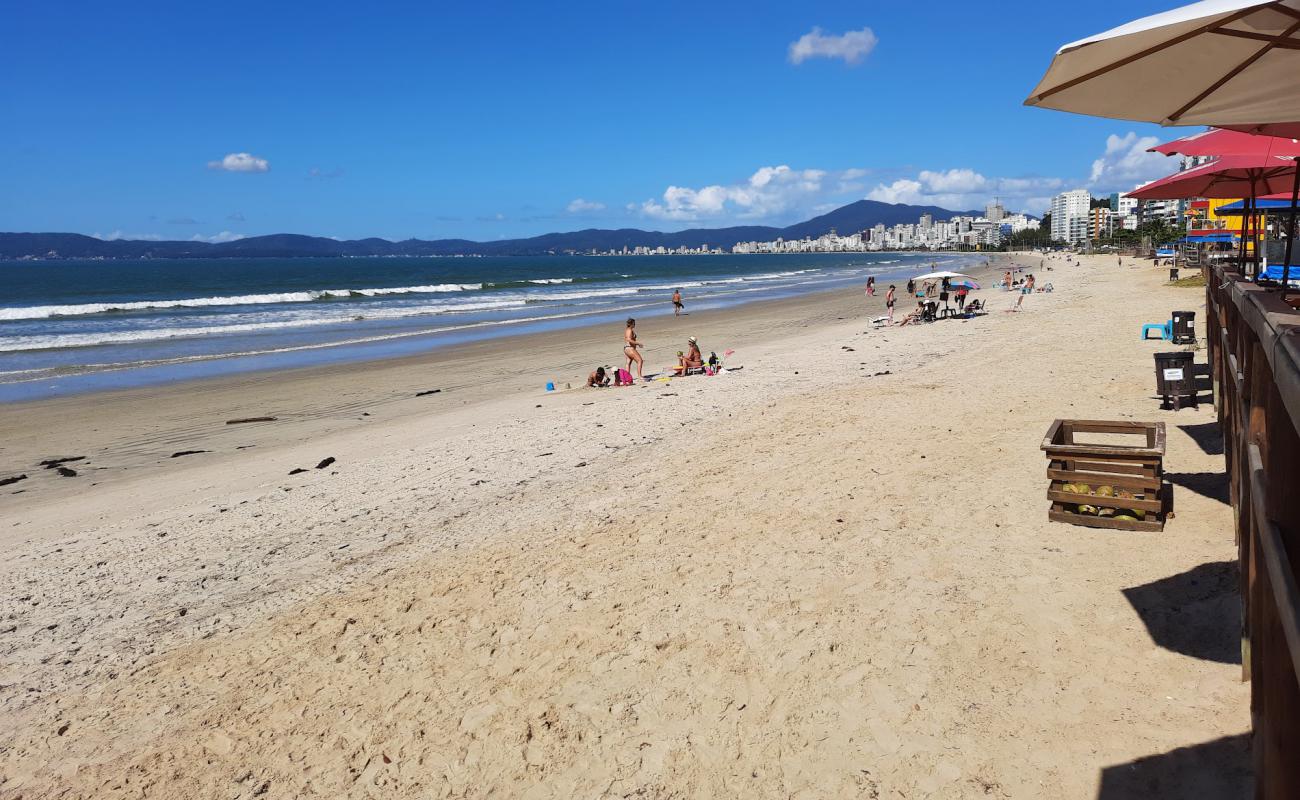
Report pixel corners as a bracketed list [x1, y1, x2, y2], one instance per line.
[1148, 127, 1300, 158]
[1223, 122, 1300, 139]
[1127, 155, 1298, 199]
[1129, 155, 1300, 279]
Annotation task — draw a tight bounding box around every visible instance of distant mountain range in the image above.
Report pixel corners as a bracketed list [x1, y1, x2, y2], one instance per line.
[0, 200, 984, 260]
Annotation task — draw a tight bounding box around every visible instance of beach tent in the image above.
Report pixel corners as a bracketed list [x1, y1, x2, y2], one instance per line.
[1024, 0, 1300, 131]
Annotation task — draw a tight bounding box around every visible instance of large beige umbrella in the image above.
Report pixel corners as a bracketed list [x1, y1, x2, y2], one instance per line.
[1024, 0, 1300, 130]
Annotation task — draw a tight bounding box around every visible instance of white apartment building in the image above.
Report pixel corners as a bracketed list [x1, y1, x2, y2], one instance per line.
[1050, 189, 1092, 244]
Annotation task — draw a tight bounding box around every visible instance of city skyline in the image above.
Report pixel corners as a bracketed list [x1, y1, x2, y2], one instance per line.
[6, 0, 1191, 242]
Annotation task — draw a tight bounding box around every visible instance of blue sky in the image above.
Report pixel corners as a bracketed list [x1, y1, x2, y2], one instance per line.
[3, 0, 1190, 242]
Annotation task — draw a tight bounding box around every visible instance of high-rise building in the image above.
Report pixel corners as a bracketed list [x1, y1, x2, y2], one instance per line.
[985, 201, 1006, 222]
[1050, 189, 1092, 244]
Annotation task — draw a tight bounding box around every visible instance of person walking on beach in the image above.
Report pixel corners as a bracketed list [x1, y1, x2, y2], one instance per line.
[672, 289, 684, 317]
[865, 276, 875, 297]
[906, 278, 915, 296]
[1003, 269, 1013, 290]
[1014, 273, 1035, 311]
[624, 318, 644, 380]
[885, 284, 896, 324]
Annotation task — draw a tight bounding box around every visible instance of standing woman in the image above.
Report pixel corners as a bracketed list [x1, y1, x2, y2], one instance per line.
[885, 284, 896, 324]
[865, 276, 875, 296]
[623, 318, 644, 380]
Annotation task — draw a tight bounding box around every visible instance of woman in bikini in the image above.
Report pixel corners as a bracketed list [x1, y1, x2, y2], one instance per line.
[624, 318, 644, 380]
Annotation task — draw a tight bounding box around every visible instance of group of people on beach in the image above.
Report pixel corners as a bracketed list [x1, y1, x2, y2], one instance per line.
[588, 309, 706, 387]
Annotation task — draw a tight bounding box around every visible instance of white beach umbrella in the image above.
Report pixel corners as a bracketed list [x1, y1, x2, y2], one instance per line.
[912, 271, 975, 281]
[1024, 0, 1300, 130]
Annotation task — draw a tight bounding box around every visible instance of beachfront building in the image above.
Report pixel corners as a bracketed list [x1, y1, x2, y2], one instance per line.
[1050, 189, 1092, 245]
[732, 207, 1039, 253]
[1088, 206, 1112, 240]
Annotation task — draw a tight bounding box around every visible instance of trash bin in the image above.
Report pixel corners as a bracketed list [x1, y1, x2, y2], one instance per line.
[1171, 310, 1196, 344]
[1154, 351, 1197, 410]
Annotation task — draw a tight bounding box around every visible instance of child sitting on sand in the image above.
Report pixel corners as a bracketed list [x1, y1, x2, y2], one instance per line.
[587, 366, 610, 387]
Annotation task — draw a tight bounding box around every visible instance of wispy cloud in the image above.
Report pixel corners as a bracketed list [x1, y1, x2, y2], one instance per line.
[307, 166, 344, 180]
[866, 169, 1064, 214]
[860, 131, 1168, 214]
[207, 152, 270, 173]
[166, 216, 200, 225]
[93, 230, 162, 241]
[788, 26, 878, 66]
[638, 165, 837, 223]
[191, 231, 245, 243]
[1088, 132, 1169, 192]
[566, 198, 606, 213]
[475, 213, 508, 222]
[227, 211, 246, 222]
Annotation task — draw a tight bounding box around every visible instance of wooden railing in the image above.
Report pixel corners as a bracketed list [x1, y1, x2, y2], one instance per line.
[1204, 262, 1300, 799]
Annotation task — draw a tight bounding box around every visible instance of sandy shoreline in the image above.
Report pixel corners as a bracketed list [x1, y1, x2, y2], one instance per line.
[0, 257, 1008, 535]
[0, 254, 1249, 798]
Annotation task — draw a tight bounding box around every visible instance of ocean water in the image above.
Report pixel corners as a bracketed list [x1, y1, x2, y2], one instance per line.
[0, 252, 979, 400]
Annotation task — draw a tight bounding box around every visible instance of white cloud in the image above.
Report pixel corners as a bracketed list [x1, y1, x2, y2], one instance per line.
[191, 231, 245, 243]
[867, 169, 1064, 214]
[93, 230, 162, 241]
[566, 198, 606, 213]
[788, 26, 878, 66]
[207, 152, 270, 173]
[1087, 132, 1169, 191]
[640, 165, 833, 222]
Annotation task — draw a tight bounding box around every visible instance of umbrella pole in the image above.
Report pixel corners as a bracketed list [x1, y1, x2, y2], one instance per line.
[1284, 157, 1300, 298]
[1237, 192, 1249, 274]
[1242, 174, 1253, 278]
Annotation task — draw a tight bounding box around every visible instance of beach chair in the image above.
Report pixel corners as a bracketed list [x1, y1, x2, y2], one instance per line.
[1141, 321, 1172, 341]
[922, 302, 938, 323]
[964, 299, 985, 315]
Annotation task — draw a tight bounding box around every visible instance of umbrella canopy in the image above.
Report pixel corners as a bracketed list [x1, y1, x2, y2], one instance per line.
[1025, 0, 1300, 130]
[1215, 194, 1298, 213]
[1149, 127, 1300, 157]
[1224, 122, 1300, 138]
[911, 271, 974, 281]
[1127, 154, 1299, 199]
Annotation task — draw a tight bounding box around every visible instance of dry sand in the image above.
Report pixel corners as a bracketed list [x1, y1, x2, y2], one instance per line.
[0, 255, 1249, 798]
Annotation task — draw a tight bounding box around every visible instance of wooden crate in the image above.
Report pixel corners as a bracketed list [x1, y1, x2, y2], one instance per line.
[1041, 419, 1168, 532]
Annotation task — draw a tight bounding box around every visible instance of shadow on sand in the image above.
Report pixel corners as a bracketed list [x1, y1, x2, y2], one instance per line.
[1121, 560, 1241, 665]
[1178, 421, 1225, 456]
[1164, 470, 1230, 506]
[1097, 733, 1251, 799]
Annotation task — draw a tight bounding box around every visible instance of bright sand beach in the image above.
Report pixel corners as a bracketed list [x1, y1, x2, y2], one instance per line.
[0, 255, 1249, 797]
